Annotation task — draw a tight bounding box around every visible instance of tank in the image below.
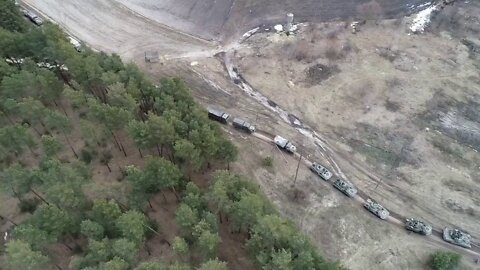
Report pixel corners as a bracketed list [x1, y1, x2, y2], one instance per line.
[310, 162, 332, 180]
[333, 179, 357, 197]
[274, 135, 296, 153]
[443, 227, 472, 248]
[364, 198, 389, 220]
[405, 218, 432, 235]
[232, 118, 255, 133]
[208, 108, 230, 124]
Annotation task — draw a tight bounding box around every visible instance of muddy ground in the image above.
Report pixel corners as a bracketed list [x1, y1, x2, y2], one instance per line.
[109, 0, 432, 42]
[22, 0, 216, 61]
[13, 0, 480, 269]
[22, 0, 432, 57]
[229, 1, 480, 268]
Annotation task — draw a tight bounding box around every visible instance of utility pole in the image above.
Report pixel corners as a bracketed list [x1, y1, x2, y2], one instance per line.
[292, 154, 302, 187]
[272, 144, 288, 164]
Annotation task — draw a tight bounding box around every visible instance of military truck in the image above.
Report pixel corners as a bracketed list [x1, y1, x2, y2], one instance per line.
[69, 36, 82, 52]
[333, 179, 357, 197]
[364, 198, 389, 220]
[443, 227, 472, 248]
[23, 9, 43, 26]
[405, 218, 432, 235]
[274, 135, 296, 153]
[208, 108, 230, 124]
[310, 162, 332, 180]
[232, 118, 255, 133]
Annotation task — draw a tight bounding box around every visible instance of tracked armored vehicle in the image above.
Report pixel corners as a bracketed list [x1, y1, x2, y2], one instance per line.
[333, 179, 357, 197]
[443, 227, 472, 248]
[232, 118, 255, 133]
[310, 162, 332, 180]
[364, 198, 389, 220]
[274, 135, 296, 153]
[405, 218, 432, 235]
[208, 108, 230, 124]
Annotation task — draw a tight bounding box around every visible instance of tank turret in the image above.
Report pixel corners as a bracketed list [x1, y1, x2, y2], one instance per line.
[443, 227, 472, 248]
[364, 198, 389, 220]
[405, 218, 432, 235]
[333, 179, 357, 197]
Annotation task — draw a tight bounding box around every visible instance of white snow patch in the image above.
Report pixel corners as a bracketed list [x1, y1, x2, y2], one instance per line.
[242, 27, 259, 40]
[274, 24, 283, 32]
[410, 4, 438, 33]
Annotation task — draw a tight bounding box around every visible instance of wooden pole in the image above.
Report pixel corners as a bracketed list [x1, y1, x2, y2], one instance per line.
[292, 155, 302, 187]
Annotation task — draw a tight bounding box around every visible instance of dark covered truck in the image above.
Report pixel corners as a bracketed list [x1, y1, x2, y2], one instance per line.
[232, 118, 255, 133]
[208, 108, 230, 124]
[22, 9, 43, 26]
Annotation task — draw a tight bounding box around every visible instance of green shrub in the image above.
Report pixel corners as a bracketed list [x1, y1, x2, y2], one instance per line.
[80, 147, 97, 164]
[429, 250, 461, 270]
[19, 198, 40, 213]
[261, 156, 273, 167]
[145, 219, 159, 239]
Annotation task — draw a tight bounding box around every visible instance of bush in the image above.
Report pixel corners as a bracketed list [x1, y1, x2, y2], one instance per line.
[19, 198, 40, 213]
[429, 250, 461, 270]
[145, 219, 159, 239]
[80, 147, 97, 164]
[261, 156, 273, 167]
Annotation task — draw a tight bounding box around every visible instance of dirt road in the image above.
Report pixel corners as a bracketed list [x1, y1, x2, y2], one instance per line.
[21, 0, 433, 57]
[19, 0, 480, 268]
[22, 0, 215, 61]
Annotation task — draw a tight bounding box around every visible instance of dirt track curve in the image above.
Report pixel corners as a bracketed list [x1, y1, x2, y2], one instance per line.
[249, 129, 480, 258]
[19, 0, 480, 261]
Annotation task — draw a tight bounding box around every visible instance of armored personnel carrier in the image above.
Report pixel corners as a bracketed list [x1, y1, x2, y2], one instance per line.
[310, 162, 332, 180]
[443, 227, 472, 248]
[405, 218, 432, 235]
[364, 198, 389, 220]
[232, 118, 255, 133]
[333, 179, 357, 197]
[208, 108, 230, 124]
[274, 135, 296, 153]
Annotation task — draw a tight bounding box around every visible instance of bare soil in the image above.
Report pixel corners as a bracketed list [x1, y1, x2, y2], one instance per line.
[228, 1, 480, 268]
[12, 0, 480, 269]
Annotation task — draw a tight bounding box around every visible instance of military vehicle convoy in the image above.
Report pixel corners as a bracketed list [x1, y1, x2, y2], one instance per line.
[364, 198, 389, 220]
[405, 218, 432, 235]
[333, 179, 357, 197]
[310, 162, 332, 180]
[206, 107, 479, 249]
[232, 118, 256, 133]
[208, 108, 230, 124]
[443, 227, 472, 248]
[274, 135, 296, 153]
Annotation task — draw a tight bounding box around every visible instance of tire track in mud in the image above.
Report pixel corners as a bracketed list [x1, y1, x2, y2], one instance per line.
[224, 51, 347, 180]
[220, 29, 480, 258]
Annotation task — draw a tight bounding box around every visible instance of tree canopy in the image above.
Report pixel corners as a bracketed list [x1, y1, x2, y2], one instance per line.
[0, 5, 345, 270]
